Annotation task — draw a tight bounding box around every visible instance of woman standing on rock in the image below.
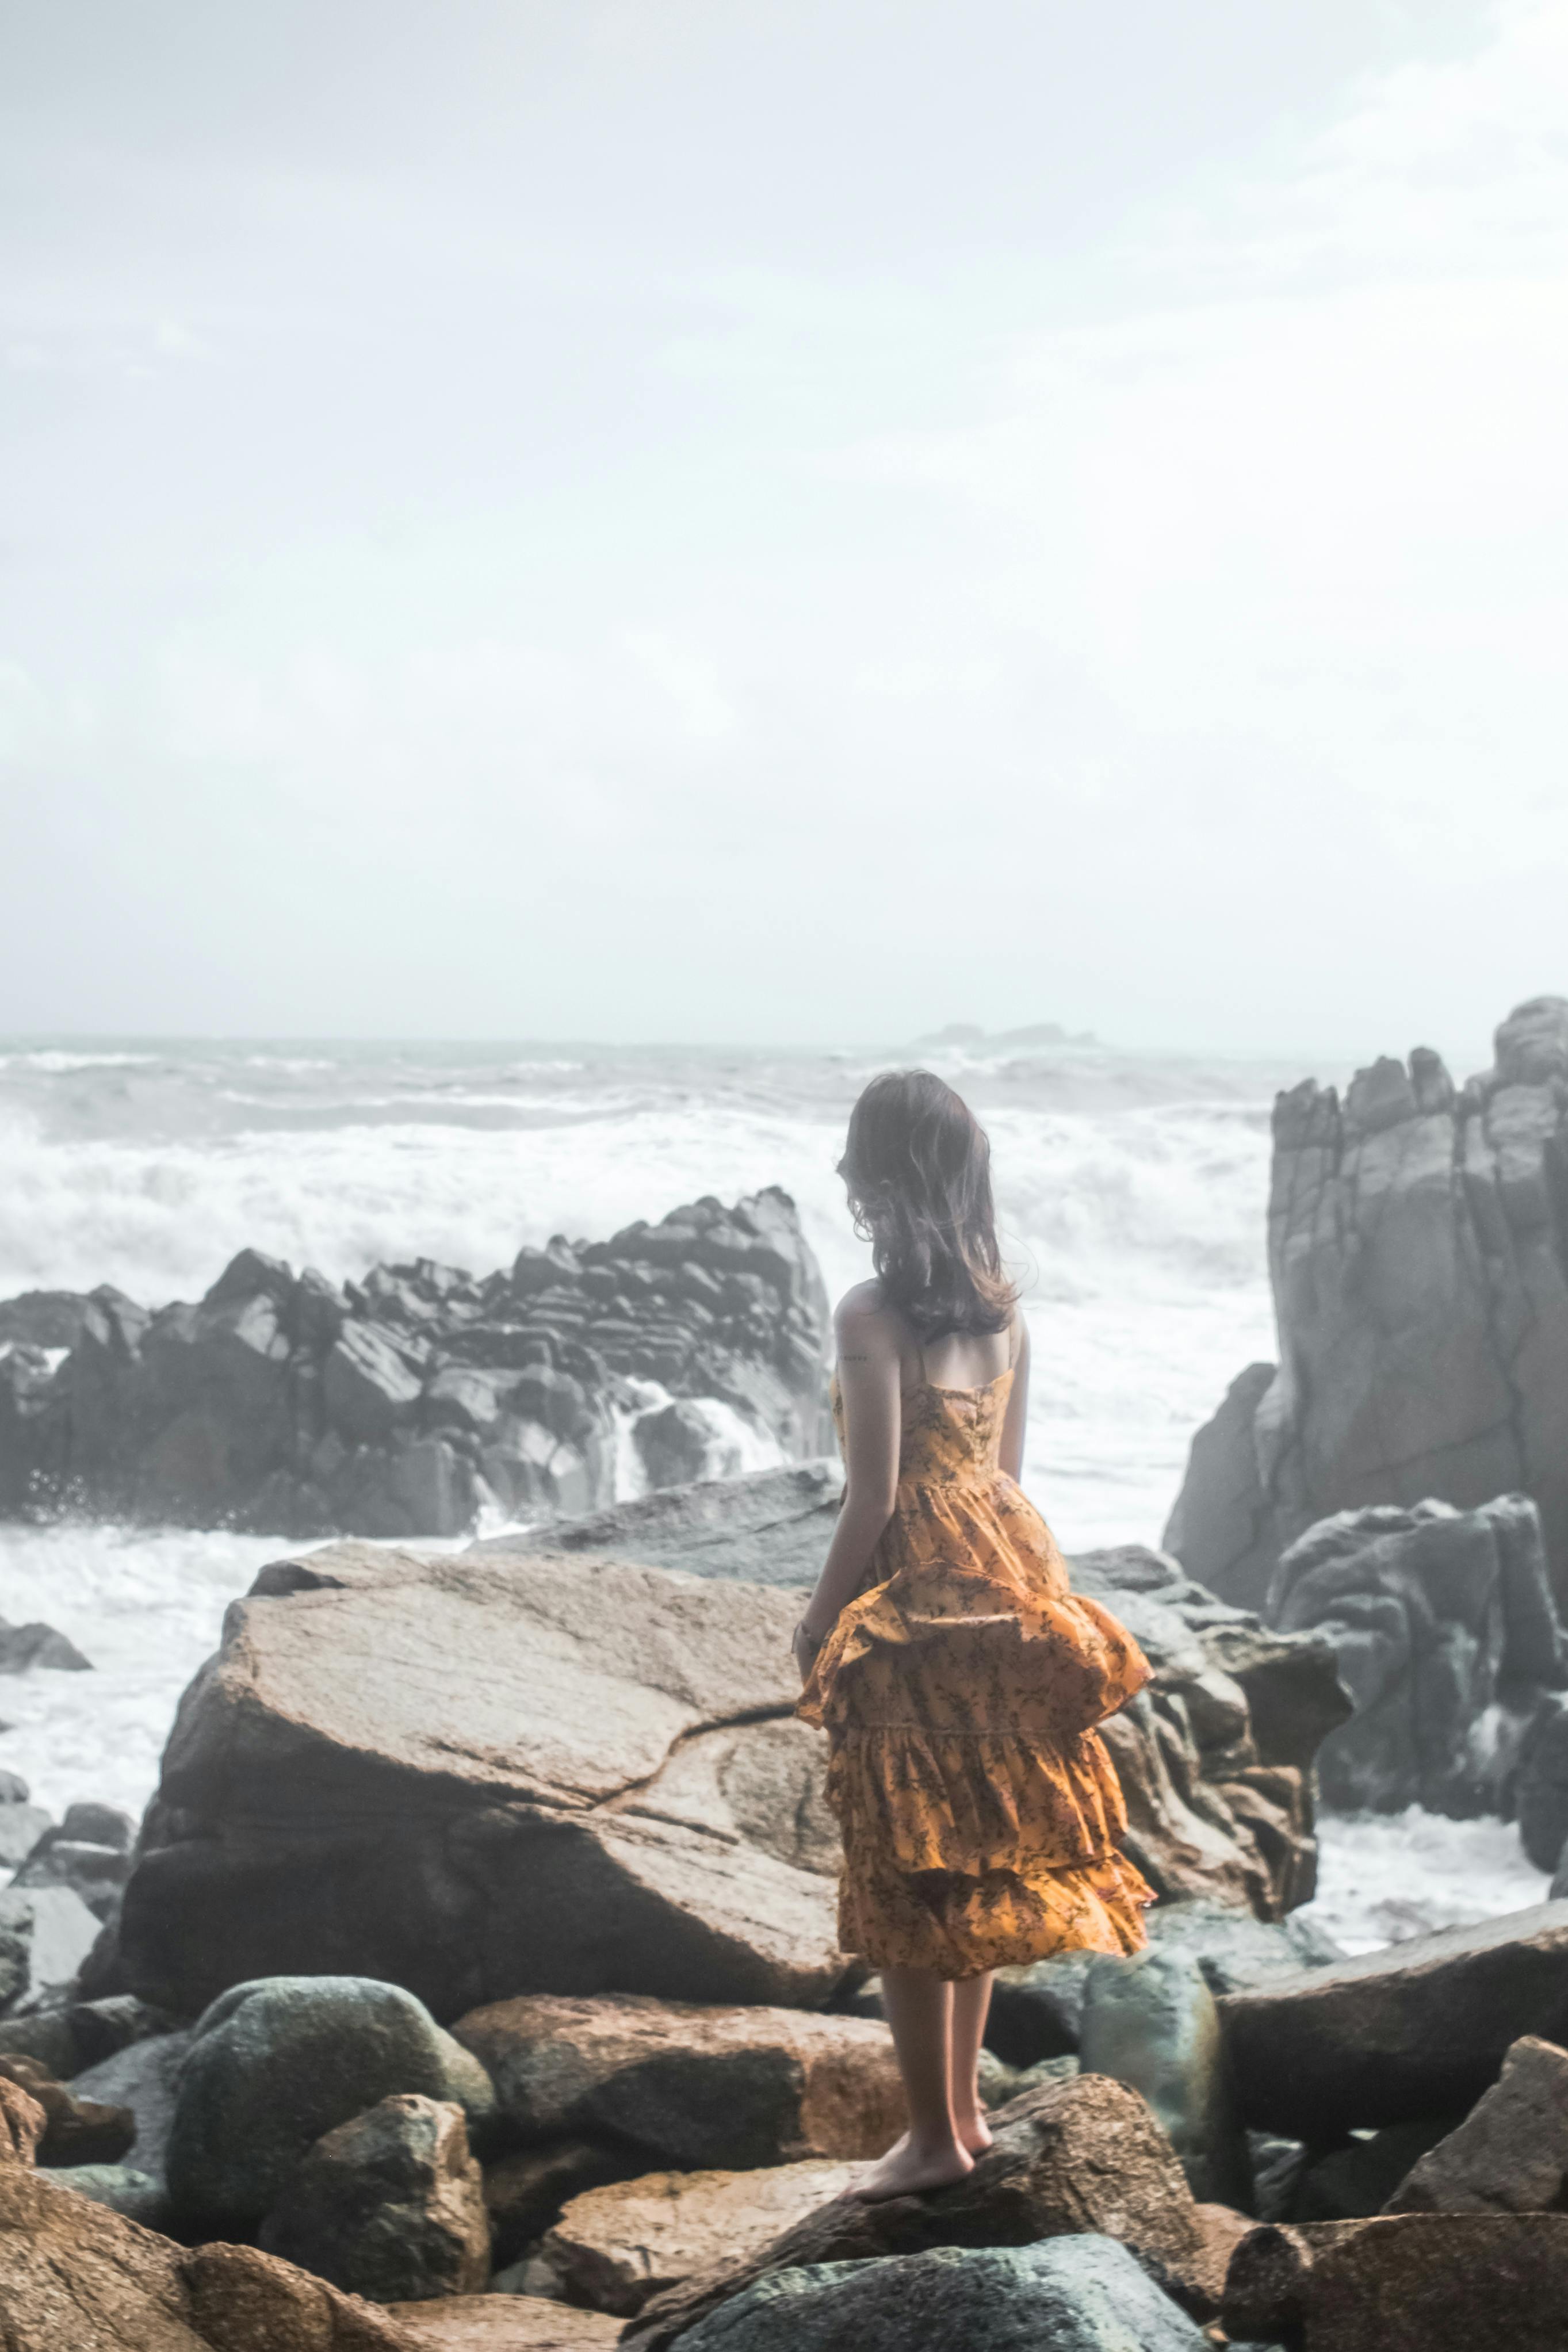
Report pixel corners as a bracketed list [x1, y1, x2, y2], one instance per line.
[794, 1069, 1153, 2202]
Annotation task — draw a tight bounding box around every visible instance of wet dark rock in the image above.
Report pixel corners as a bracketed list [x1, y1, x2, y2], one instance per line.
[1224, 2212, 1568, 2352]
[0, 1620, 92, 1673]
[483, 2140, 633, 2269]
[1077, 1947, 1250, 2208]
[1294, 2117, 1456, 2221]
[259, 2093, 490, 2305]
[656, 2234, 1210, 2352]
[1386, 2032, 1568, 2214]
[0, 1187, 829, 1539]
[1167, 999, 1568, 1616]
[165, 1975, 496, 2237]
[1219, 1902, 1568, 2140]
[1518, 1693, 1568, 1872]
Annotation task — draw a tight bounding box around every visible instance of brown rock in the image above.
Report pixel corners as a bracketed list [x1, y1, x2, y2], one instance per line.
[0, 2157, 200, 2350]
[622, 2070, 1215, 2350]
[120, 1549, 853, 2020]
[260, 2094, 489, 2304]
[0, 2154, 419, 2350]
[452, 1994, 905, 2171]
[1189, 2201, 1253, 2311]
[1387, 2033, 1568, 2213]
[1219, 1900, 1568, 2138]
[1226, 2212, 1568, 2352]
[545, 2158, 866, 2315]
[0, 2051, 135, 2165]
[387, 2299, 621, 2349]
[183, 2240, 416, 2347]
[1221, 2220, 1372, 2343]
[483, 2142, 632, 2267]
[0, 2076, 45, 2166]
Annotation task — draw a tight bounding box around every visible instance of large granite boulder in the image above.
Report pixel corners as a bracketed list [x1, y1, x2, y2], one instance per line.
[622, 2071, 1223, 2349]
[1266, 1494, 1566, 1813]
[1218, 1901, 1568, 2139]
[666, 2235, 1209, 2352]
[1166, 999, 1568, 1615]
[0, 1188, 829, 1539]
[118, 1550, 854, 2021]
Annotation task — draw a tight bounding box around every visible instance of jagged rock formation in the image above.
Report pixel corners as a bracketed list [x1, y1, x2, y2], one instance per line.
[1267, 1495, 1567, 1816]
[0, 1187, 829, 1539]
[1165, 997, 1568, 1614]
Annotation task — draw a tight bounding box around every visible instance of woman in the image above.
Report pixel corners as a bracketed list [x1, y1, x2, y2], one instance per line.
[795, 1069, 1153, 2202]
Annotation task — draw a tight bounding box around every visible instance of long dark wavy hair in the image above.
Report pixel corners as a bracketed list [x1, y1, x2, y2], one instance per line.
[837, 1069, 1018, 1341]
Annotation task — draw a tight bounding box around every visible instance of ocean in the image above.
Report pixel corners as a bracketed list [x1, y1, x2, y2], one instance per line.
[0, 1033, 1548, 1951]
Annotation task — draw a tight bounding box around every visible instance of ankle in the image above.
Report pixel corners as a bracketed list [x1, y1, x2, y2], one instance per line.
[907, 2122, 966, 2158]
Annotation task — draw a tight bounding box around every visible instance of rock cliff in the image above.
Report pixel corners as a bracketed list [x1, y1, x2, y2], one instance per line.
[0, 1187, 829, 1540]
[1165, 996, 1568, 1613]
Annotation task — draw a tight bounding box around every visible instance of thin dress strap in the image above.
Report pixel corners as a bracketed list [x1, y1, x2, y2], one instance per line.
[914, 1327, 927, 1387]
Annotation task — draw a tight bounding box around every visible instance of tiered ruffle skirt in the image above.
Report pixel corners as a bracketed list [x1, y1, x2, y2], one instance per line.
[798, 1474, 1155, 1978]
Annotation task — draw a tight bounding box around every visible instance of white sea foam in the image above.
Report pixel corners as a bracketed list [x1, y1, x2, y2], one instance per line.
[1303, 1808, 1552, 1955]
[0, 1051, 160, 1074]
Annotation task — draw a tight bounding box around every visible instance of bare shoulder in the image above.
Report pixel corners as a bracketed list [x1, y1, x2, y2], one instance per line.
[833, 1282, 900, 1366]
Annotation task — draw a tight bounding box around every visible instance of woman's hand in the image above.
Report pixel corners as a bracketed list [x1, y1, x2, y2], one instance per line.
[792, 1617, 827, 1685]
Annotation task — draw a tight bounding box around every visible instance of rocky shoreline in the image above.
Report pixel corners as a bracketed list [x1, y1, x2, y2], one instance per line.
[1, 1458, 1563, 2347]
[3, 1120, 1568, 2342]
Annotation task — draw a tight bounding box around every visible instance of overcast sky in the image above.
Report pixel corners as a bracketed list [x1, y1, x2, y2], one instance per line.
[3, 0, 1565, 1061]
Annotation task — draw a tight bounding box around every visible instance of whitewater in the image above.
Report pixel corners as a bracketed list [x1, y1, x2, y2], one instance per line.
[0, 1034, 1549, 1952]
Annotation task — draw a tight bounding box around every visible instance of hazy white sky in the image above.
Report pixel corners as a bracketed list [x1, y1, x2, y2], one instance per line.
[3, 0, 1565, 1062]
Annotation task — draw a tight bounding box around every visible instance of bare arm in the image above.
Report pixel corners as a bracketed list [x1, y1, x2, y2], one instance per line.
[998, 1313, 1030, 1482]
[792, 1291, 902, 1680]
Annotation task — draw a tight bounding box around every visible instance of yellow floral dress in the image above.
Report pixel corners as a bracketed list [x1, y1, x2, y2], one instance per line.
[797, 1353, 1154, 1978]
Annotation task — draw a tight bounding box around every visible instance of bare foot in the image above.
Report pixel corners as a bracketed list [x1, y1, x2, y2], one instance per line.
[953, 2112, 993, 2156]
[850, 2133, 975, 2203]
